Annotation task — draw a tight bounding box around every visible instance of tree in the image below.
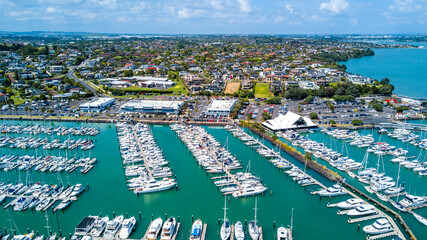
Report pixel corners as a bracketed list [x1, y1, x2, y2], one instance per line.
[309, 112, 318, 120]
[380, 78, 390, 85]
[352, 119, 364, 126]
[329, 119, 336, 125]
[265, 97, 281, 104]
[262, 112, 271, 120]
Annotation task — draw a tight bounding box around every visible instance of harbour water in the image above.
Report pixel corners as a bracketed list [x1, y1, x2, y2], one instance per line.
[0, 120, 426, 239]
[340, 45, 427, 98]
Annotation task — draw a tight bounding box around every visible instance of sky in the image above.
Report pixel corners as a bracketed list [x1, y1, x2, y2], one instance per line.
[0, 0, 426, 34]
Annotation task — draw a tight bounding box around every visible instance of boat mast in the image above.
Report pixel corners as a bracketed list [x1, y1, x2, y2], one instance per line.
[290, 208, 294, 231]
[223, 196, 227, 223]
[254, 197, 258, 225]
[45, 210, 51, 235]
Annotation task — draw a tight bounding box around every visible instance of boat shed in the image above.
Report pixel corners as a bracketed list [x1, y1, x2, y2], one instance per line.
[79, 97, 115, 112]
[74, 216, 96, 235]
[204, 99, 237, 117]
[262, 112, 317, 132]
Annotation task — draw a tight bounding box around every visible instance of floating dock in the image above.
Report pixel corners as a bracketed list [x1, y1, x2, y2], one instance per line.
[171, 222, 180, 240]
[141, 220, 153, 240]
[201, 224, 207, 240]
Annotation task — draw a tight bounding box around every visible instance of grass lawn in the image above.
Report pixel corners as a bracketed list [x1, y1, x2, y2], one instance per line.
[10, 95, 26, 105]
[167, 80, 188, 95]
[254, 83, 273, 98]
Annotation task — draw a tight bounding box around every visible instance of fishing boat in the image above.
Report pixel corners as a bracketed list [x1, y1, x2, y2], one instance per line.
[363, 218, 394, 235]
[145, 217, 163, 240]
[234, 221, 244, 240]
[189, 219, 203, 240]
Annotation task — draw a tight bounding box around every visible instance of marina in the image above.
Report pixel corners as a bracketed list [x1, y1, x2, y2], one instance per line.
[0, 120, 426, 240]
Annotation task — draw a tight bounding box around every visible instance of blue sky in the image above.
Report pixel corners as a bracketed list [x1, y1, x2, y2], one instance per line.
[0, 0, 426, 34]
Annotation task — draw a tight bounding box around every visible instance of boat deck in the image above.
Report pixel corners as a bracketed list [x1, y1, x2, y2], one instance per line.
[3, 194, 77, 211]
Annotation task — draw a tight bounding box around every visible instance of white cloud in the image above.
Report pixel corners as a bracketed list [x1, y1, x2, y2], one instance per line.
[350, 18, 358, 25]
[46, 7, 56, 13]
[237, 0, 252, 13]
[211, 0, 225, 10]
[285, 4, 294, 14]
[320, 0, 348, 14]
[177, 8, 206, 19]
[275, 16, 285, 22]
[389, 0, 423, 12]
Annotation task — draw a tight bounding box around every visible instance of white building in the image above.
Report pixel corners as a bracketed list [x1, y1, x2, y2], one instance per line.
[120, 100, 183, 115]
[262, 112, 317, 132]
[50, 65, 64, 75]
[204, 99, 237, 117]
[80, 97, 115, 112]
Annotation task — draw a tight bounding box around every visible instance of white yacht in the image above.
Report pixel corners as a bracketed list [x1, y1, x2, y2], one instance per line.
[160, 217, 176, 240]
[317, 184, 347, 197]
[70, 184, 84, 197]
[234, 221, 244, 240]
[347, 204, 376, 216]
[413, 213, 427, 226]
[363, 218, 393, 235]
[119, 217, 136, 239]
[276, 227, 289, 240]
[56, 199, 71, 211]
[220, 219, 231, 240]
[399, 194, 427, 208]
[189, 219, 203, 240]
[103, 215, 124, 239]
[89, 216, 109, 237]
[133, 178, 176, 194]
[337, 198, 364, 209]
[146, 217, 163, 240]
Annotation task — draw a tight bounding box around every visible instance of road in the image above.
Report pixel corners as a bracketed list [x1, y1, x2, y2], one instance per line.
[67, 60, 105, 96]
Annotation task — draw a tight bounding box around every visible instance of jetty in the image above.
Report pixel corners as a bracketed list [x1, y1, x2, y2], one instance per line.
[141, 220, 154, 240]
[201, 223, 207, 240]
[131, 125, 153, 178]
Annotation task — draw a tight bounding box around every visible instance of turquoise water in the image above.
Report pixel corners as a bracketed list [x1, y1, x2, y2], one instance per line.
[289, 129, 427, 239]
[340, 47, 427, 98]
[0, 120, 395, 240]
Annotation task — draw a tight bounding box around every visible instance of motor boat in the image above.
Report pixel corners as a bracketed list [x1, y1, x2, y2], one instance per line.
[277, 227, 289, 240]
[336, 198, 364, 209]
[363, 218, 393, 235]
[145, 217, 163, 240]
[234, 221, 244, 240]
[347, 204, 376, 216]
[119, 217, 136, 239]
[189, 219, 203, 240]
[160, 217, 176, 240]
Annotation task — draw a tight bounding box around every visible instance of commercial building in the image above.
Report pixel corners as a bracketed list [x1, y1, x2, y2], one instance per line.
[120, 100, 183, 115]
[79, 97, 115, 112]
[204, 99, 237, 117]
[262, 112, 317, 132]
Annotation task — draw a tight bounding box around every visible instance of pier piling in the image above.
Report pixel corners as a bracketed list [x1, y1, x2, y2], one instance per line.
[27, 228, 29, 233]
[139, 212, 141, 220]
[273, 221, 275, 228]
[165, 213, 167, 220]
[218, 219, 221, 226]
[358, 224, 360, 231]
[113, 211, 115, 218]
[192, 215, 194, 222]
[60, 230, 62, 237]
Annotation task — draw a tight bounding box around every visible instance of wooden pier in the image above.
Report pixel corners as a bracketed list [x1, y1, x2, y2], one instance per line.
[170, 222, 180, 240]
[258, 227, 263, 240]
[141, 220, 153, 240]
[230, 224, 234, 240]
[367, 231, 398, 240]
[347, 214, 380, 223]
[287, 228, 292, 240]
[200, 224, 207, 240]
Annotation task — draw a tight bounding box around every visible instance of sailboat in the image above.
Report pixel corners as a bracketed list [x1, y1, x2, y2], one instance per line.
[248, 198, 260, 240]
[220, 196, 231, 240]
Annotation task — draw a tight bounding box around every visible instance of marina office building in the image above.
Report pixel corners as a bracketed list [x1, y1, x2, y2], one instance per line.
[120, 100, 184, 115]
[262, 111, 318, 132]
[204, 99, 237, 117]
[79, 97, 115, 112]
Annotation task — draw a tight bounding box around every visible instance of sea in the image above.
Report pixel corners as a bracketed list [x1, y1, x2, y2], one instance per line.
[339, 41, 427, 98]
[0, 120, 426, 239]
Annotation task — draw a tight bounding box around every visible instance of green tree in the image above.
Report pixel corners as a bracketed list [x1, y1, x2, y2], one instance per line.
[262, 112, 271, 120]
[352, 119, 364, 126]
[309, 112, 318, 120]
